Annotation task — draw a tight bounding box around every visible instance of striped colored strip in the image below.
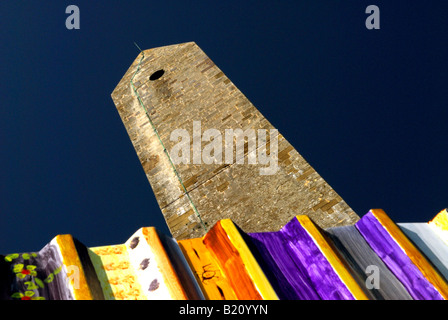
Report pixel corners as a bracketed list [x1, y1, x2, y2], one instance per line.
[356, 209, 448, 300]
[219, 220, 279, 300]
[248, 230, 321, 300]
[203, 220, 278, 300]
[55, 235, 95, 300]
[325, 225, 413, 300]
[294, 216, 368, 300]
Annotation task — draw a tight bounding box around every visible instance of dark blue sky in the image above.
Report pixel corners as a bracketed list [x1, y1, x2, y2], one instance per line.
[1, 1, 447, 254]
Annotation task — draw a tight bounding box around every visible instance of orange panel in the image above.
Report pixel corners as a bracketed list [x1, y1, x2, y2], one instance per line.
[178, 238, 237, 300]
[203, 221, 263, 300]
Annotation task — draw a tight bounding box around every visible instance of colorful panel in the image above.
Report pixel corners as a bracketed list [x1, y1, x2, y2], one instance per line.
[203, 219, 278, 300]
[54, 235, 92, 300]
[429, 209, 448, 246]
[249, 215, 366, 300]
[139, 227, 189, 300]
[156, 232, 204, 300]
[325, 225, 413, 300]
[89, 244, 146, 300]
[68, 236, 105, 300]
[90, 227, 195, 300]
[1, 238, 73, 300]
[178, 238, 237, 300]
[1, 235, 104, 300]
[248, 227, 323, 300]
[294, 215, 368, 300]
[356, 209, 448, 300]
[399, 223, 448, 282]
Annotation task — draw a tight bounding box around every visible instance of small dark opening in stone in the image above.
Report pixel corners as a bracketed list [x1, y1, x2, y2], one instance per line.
[149, 69, 164, 81]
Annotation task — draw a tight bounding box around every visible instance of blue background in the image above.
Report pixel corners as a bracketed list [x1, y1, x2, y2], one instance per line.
[1, 1, 447, 253]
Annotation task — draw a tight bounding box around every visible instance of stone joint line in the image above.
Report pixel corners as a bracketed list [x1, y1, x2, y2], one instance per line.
[130, 52, 207, 233]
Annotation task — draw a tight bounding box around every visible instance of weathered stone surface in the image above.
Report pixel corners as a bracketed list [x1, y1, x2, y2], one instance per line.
[111, 42, 359, 239]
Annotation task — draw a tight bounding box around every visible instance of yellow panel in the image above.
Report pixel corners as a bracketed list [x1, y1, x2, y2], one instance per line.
[89, 244, 146, 300]
[429, 209, 448, 246]
[219, 219, 279, 300]
[295, 215, 369, 300]
[371, 209, 448, 300]
[141, 227, 188, 300]
[55, 234, 94, 300]
[178, 238, 237, 300]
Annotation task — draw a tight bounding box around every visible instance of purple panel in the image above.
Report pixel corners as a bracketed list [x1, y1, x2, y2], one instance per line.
[355, 211, 443, 300]
[249, 217, 354, 300]
[249, 232, 321, 300]
[281, 218, 354, 300]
